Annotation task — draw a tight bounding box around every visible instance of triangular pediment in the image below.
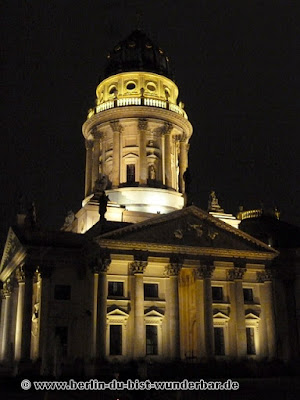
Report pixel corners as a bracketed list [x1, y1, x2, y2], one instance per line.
[0, 227, 25, 277]
[245, 312, 260, 320]
[213, 311, 230, 320]
[98, 206, 278, 256]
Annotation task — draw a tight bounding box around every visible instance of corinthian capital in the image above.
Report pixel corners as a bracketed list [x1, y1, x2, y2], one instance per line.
[90, 249, 111, 274]
[138, 118, 148, 131]
[129, 260, 148, 274]
[110, 120, 123, 133]
[256, 270, 272, 283]
[162, 122, 173, 135]
[195, 262, 215, 279]
[227, 267, 246, 281]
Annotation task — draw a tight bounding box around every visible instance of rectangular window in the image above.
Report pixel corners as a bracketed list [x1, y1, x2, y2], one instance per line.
[246, 327, 256, 355]
[108, 281, 124, 297]
[54, 285, 71, 300]
[127, 164, 135, 183]
[110, 325, 122, 355]
[146, 325, 158, 355]
[243, 288, 253, 303]
[55, 326, 68, 356]
[214, 327, 225, 355]
[212, 286, 223, 302]
[144, 283, 158, 299]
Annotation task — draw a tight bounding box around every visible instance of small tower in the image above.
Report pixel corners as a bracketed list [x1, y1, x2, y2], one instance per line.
[75, 31, 193, 233]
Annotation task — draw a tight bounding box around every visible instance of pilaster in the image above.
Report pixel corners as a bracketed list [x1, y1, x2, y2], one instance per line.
[39, 264, 52, 375]
[257, 269, 276, 358]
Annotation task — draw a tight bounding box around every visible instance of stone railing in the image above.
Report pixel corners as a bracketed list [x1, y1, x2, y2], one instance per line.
[87, 97, 188, 120]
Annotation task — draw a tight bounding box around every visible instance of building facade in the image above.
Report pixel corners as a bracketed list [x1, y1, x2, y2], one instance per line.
[0, 30, 288, 376]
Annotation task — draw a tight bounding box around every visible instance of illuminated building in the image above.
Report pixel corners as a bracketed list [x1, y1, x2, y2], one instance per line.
[0, 30, 295, 376]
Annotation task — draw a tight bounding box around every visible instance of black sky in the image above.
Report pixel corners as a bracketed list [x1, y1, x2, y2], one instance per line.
[0, 0, 298, 249]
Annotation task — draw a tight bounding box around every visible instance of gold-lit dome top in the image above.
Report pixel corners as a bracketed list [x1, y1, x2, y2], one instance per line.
[104, 30, 174, 80]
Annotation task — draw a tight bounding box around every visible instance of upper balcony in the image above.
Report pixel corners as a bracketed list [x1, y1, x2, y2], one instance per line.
[87, 96, 188, 120]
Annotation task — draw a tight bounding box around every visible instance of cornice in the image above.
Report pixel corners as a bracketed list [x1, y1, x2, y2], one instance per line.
[82, 106, 193, 140]
[96, 239, 277, 261]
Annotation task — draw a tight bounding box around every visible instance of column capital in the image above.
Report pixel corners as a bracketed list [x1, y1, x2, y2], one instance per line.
[195, 262, 215, 279]
[110, 120, 123, 133]
[91, 130, 102, 141]
[129, 260, 148, 274]
[165, 264, 181, 277]
[256, 269, 273, 283]
[162, 122, 173, 135]
[91, 256, 111, 274]
[138, 118, 148, 131]
[85, 139, 94, 150]
[15, 264, 36, 282]
[15, 265, 25, 283]
[227, 267, 246, 281]
[3, 279, 13, 297]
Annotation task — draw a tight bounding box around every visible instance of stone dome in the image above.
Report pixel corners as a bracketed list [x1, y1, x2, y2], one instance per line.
[104, 30, 174, 80]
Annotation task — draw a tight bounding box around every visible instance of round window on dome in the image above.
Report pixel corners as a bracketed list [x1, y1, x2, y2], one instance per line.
[126, 82, 136, 91]
[146, 83, 156, 92]
[109, 86, 117, 95]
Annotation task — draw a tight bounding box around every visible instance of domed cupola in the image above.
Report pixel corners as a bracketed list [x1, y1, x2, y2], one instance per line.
[79, 30, 193, 232]
[104, 30, 174, 80]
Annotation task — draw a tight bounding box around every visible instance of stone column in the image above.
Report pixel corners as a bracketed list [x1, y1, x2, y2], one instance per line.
[91, 132, 101, 191]
[165, 261, 182, 359]
[85, 140, 93, 197]
[93, 254, 111, 359]
[91, 269, 99, 359]
[110, 121, 122, 188]
[257, 270, 276, 358]
[197, 263, 215, 357]
[194, 269, 206, 358]
[130, 260, 147, 359]
[14, 267, 25, 361]
[1, 280, 13, 361]
[20, 264, 35, 360]
[228, 265, 247, 357]
[179, 140, 188, 193]
[161, 135, 165, 185]
[39, 265, 52, 375]
[0, 289, 6, 356]
[163, 123, 173, 188]
[138, 119, 148, 185]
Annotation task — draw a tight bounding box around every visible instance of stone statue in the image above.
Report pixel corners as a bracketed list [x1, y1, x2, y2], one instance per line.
[94, 174, 108, 193]
[208, 191, 224, 213]
[149, 165, 156, 180]
[99, 191, 110, 220]
[63, 210, 75, 228]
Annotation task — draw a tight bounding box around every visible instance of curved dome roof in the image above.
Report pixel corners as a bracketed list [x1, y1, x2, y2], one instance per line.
[104, 30, 174, 80]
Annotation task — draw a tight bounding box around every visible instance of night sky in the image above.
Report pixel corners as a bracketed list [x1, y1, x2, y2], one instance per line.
[0, 1, 298, 250]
